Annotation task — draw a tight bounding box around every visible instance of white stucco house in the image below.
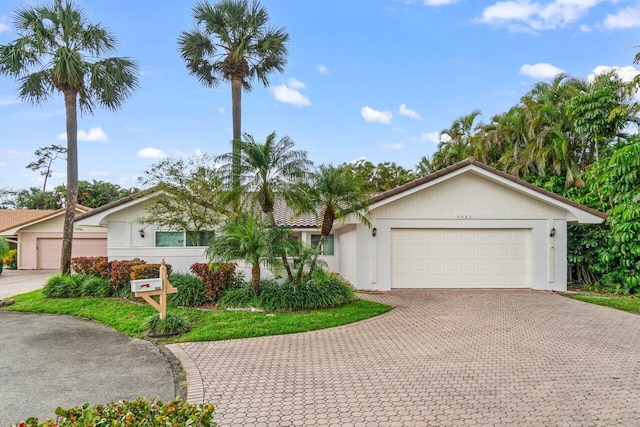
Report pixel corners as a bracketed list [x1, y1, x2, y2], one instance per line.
[75, 158, 605, 291]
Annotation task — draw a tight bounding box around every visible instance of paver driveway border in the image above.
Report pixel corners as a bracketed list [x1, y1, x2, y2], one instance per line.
[167, 290, 640, 426]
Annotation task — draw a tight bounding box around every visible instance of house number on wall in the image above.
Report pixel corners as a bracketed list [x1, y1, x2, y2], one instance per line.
[456, 215, 471, 219]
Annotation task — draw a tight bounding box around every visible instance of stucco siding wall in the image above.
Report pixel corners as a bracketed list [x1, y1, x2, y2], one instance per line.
[373, 173, 566, 220]
[18, 231, 106, 270]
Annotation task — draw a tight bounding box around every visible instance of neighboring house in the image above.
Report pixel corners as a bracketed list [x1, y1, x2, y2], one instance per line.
[75, 158, 605, 291]
[0, 206, 107, 270]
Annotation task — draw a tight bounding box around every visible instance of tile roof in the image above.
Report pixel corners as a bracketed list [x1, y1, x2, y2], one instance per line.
[0, 209, 57, 233]
[0, 205, 95, 234]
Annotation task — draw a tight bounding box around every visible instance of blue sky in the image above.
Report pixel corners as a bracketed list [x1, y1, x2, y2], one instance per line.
[1, 0, 639, 192]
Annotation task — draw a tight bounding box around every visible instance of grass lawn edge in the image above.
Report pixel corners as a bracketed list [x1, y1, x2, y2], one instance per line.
[3, 290, 392, 343]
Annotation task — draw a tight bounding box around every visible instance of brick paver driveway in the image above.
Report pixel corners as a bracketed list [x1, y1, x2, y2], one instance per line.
[167, 290, 640, 426]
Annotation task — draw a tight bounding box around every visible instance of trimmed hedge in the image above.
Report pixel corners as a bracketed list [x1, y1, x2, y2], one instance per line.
[70, 256, 109, 278]
[12, 398, 215, 426]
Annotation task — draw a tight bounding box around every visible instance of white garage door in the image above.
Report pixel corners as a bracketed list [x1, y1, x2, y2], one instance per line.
[37, 238, 107, 269]
[391, 228, 530, 289]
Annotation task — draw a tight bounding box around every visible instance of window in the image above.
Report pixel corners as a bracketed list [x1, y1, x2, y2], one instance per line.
[186, 231, 214, 247]
[156, 231, 184, 247]
[311, 234, 334, 255]
[156, 231, 213, 247]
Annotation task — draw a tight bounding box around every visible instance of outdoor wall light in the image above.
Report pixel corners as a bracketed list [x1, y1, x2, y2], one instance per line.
[372, 227, 377, 237]
[549, 227, 556, 238]
[139, 229, 145, 238]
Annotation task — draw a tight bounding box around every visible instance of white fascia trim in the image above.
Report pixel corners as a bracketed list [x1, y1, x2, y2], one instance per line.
[75, 191, 163, 227]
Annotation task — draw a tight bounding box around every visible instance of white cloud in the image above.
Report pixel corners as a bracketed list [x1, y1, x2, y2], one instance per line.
[603, 6, 640, 30]
[217, 107, 225, 114]
[3, 149, 31, 157]
[316, 64, 329, 74]
[398, 104, 423, 120]
[136, 147, 167, 159]
[519, 62, 565, 79]
[0, 162, 6, 168]
[579, 24, 592, 32]
[361, 106, 393, 124]
[588, 65, 640, 84]
[88, 170, 109, 178]
[272, 78, 311, 107]
[350, 156, 368, 164]
[423, 0, 457, 5]
[477, 0, 602, 32]
[381, 143, 404, 150]
[0, 16, 9, 33]
[58, 126, 108, 142]
[0, 95, 19, 106]
[420, 131, 442, 144]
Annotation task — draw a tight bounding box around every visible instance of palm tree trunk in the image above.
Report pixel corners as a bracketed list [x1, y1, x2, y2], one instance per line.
[60, 89, 79, 275]
[251, 264, 261, 296]
[231, 76, 242, 190]
[266, 211, 293, 281]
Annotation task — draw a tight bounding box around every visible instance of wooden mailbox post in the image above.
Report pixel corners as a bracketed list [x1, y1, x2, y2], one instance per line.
[132, 259, 177, 320]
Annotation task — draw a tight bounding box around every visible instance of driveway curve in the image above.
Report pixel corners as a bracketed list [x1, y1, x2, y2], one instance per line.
[168, 290, 640, 426]
[0, 312, 177, 425]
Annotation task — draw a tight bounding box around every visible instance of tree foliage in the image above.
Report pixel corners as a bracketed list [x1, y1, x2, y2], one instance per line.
[138, 155, 227, 246]
[26, 145, 67, 192]
[179, 0, 289, 186]
[0, 0, 139, 274]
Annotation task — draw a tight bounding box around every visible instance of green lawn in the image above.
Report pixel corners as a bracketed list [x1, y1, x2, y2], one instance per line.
[569, 293, 640, 314]
[5, 290, 392, 343]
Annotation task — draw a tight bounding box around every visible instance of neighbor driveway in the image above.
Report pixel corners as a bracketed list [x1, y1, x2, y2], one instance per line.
[0, 269, 54, 299]
[168, 290, 640, 426]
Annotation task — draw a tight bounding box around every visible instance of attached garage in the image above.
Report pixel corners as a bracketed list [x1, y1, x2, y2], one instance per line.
[391, 228, 530, 288]
[0, 206, 107, 270]
[334, 158, 606, 292]
[37, 237, 107, 269]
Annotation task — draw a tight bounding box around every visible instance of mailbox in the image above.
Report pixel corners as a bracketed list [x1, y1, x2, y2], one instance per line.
[131, 278, 163, 293]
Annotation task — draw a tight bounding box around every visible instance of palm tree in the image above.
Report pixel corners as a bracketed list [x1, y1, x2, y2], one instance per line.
[206, 213, 271, 296]
[219, 131, 312, 279]
[179, 0, 289, 187]
[0, 0, 139, 274]
[296, 164, 371, 252]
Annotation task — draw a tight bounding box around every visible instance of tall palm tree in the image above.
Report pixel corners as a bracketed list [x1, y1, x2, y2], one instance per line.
[219, 131, 312, 279]
[179, 0, 289, 187]
[296, 164, 371, 252]
[0, 0, 139, 274]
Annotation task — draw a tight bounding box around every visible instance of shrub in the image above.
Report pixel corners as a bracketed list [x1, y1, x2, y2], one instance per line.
[218, 283, 257, 308]
[12, 397, 216, 426]
[145, 312, 190, 336]
[168, 274, 209, 307]
[80, 276, 113, 297]
[70, 256, 109, 278]
[190, 262, 237, 301]
[4, 249, 17, 269]
[220, 273, 356, 311]
[109, 258, 146, 290]
[43, 274, 86, 298]
[130, 263, 172, 280]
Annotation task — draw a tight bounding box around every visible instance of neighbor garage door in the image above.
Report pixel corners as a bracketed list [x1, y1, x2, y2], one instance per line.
[391, 228, 530, 288]
[37, 238, 107, 269]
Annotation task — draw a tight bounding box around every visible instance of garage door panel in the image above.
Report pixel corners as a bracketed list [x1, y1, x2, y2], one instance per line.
[37, 238, 107, 269]
[391, 228, 530, 289]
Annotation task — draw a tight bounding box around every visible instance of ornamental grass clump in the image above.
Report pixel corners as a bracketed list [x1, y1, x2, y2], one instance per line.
[42, 274, 86, 298]
[145, 312, 190, 336]
[168, 274, 209, 307]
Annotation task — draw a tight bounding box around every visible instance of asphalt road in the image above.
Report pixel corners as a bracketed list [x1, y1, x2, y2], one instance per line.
[0, 312, 178, 425]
